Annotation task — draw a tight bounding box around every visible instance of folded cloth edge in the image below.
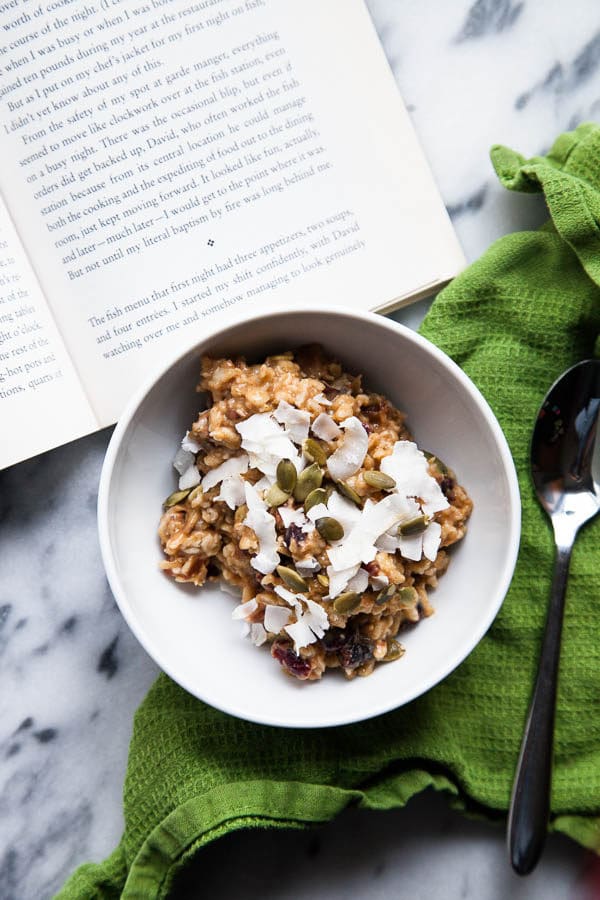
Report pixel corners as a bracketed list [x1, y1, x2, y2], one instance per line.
[122, 781, 359, 898]
[491, 121, 600, 290]
[57, 761, 600, 898]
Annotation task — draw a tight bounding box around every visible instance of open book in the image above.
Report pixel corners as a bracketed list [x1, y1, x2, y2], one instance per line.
[0, 0, 464, 470]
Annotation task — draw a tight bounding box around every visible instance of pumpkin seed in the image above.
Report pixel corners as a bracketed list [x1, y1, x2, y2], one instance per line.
[315, 516, 344, 542]
[316, 573, 329, 588]
[397, 586, 418, 607]
[163, 488, 192, 508]
[276, 565, 309, 593]
[276, 458, 297, 493]
[335, 480, 364, 508]
[398, 515, 428, 536]
[363, 470, 396, 491]
[382, 639, 404, 662]
[293, 463, 323, 501]
[188, 485, 204, 505]
[375, 584, 397, 605]
[303, 437, 328, 466]
[304, 487, 328, 513]
[264, 483, 290, 507]
[333, 591, 361, 614]
[424, 451, 449, 475]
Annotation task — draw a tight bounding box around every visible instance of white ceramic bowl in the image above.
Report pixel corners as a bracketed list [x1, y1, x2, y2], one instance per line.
[98, 305, 520, 728]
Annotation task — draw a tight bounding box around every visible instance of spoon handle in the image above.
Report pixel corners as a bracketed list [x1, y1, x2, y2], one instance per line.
[508, 541, 572, 875]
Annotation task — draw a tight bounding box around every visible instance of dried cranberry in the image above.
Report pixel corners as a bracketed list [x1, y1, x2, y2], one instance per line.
[321, 628, 349, 652]
[440, 476, 455, 501]
[294, 344, 327, 377]
[271, 640, 312, 680]
[285, 523, 305, 547]
[323, 385, 341, 400]
[338, 637, 373, 670]
[364, 561, 380, 576]
[322, 626, 374, 668]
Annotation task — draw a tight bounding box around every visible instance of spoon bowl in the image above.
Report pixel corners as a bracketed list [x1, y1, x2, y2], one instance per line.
[508, 358, 600, 875]
[532, 360, 600, 527]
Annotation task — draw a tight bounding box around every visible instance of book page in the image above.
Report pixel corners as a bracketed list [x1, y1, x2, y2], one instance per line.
[0, 198, 97, 468]
[0, 0, 464, 425]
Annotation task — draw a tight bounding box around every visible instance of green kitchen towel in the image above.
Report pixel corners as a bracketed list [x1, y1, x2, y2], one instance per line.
[58, 123, 600, 899]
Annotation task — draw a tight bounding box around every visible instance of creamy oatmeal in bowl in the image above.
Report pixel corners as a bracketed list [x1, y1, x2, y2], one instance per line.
[98, 305, 519, 727]
[158, 345, 473, 682]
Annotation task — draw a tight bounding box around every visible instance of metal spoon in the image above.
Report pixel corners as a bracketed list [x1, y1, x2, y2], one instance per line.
[508, 359, 600, 875]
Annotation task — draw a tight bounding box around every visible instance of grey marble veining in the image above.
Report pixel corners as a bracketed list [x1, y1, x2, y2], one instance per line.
[369, 0, 600, 262]
[3, 2, 600, 898]
[0, 431, 158, 898]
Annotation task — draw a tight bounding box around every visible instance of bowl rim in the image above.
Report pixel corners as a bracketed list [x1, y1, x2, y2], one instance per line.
[97, 303, 521, 727]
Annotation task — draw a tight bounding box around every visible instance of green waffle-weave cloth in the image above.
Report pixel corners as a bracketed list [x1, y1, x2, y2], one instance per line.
[58, 123, 600, 898]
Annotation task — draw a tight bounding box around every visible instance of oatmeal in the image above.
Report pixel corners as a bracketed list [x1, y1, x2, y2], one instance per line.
[158, 345, 473, 681]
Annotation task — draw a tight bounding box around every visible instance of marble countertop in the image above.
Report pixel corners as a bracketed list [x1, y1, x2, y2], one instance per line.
[2, 2, 600, 897]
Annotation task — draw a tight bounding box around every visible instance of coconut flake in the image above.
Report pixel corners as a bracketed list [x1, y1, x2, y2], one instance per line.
[295, 555, 320, 573]
[397, 533, 424, 561]
[250, 622, 267, 646]
[381, 441, 449, 516]
[216, 475, 247, 510]
[243, 482, 279, 574]
[304, 598, 329, 636]
[284, 619, 316, 653]
[305, 502, 329, 524]
[202, 454, 249, 491]
[327, 563, 360, 598]
[327, 494, 411, 571]
[274, 400, 310, 444]
[178, 464, 201, 490]
[231, 597, 258, 620]
[205, 455, 250, 509]
[278, 506, 309, 531]
[347, 567, 369, 594]
[273, 586, 329, 650]
[313, 392, 332, 406]
[173, 447, 195, 475]
[312, 412, 341, 441]
[274, 584, 303, 611]
[326, 492, 363, 533]
[236, 413, 301, 480]
[369, 573, 389, 590]
[181, 432, 202, 453]
[174, 438, 200, 489]
[284, 597, 330, 652]
[375, 494, 421, 555]
[375, 532, 398, 553]
[326, 416, 369, 481]
[423, 521, 442, 561]
[264, 604, 292, 633]
[306, 492, 361, 537]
